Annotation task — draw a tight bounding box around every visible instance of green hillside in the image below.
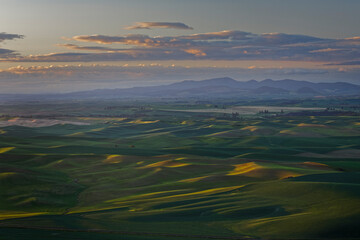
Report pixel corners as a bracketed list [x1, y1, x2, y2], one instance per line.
[0, 102, 359, 239]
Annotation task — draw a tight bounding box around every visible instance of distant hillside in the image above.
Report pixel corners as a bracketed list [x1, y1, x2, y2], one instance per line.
[1, 77, 360, 100]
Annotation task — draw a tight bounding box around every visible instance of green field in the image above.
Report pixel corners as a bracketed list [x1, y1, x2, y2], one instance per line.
[0, 100, 359, 239]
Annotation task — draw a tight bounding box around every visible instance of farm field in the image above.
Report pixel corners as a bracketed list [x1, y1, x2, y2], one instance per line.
[0, 101, 359, 239]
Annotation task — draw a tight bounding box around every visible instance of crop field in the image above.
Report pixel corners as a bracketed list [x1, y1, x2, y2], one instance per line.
[0, 101, 359, 239]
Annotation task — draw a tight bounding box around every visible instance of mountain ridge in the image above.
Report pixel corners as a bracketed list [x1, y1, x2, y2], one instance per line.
[1, 77, 360, 100]
[63, 77, 360, 98]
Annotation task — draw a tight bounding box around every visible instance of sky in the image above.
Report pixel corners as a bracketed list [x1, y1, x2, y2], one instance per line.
[0, 0, 359, 93]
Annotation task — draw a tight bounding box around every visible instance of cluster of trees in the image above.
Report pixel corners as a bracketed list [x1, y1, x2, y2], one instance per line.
[104, 106, 147, 110]
[219, 112, 243, 120]
[258, 109, 285, 114]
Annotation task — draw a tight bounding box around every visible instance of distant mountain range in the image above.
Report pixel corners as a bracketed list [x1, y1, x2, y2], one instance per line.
[1, 77, 360, 100]
[62, 77, 360, 99]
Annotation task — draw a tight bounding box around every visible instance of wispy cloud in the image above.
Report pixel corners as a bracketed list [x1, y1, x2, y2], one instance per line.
[179, 30, 252, 40]
[125, 22, 193, 30]
[57, 43, 134, 52]
[2, 30, 360, 63]
[309, 48, 343, 53]
[5, 49, 191, 62]
[326, 60, 360, 66]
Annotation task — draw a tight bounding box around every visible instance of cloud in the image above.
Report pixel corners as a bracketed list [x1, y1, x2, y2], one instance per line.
[125, 22, 193, 30]
[3, 30, 360, 63]
[179, 30, 252, 40]
[256, 32, 323, 45]
[0, 32, 24, 42]
[326, 60, 360, 66]
[184, 48, 206, 56]
[57, 43, 131, 52]
[4, 49, 195, 62]
[309, 48, 343, 53]
[70, 31, 324, 47]
[0, 32, 24, 59]
[0, 64, 328, 78]
[0, 48, 15, 54]
[71, 34, 172, 47]
[70, 31, 254, 47]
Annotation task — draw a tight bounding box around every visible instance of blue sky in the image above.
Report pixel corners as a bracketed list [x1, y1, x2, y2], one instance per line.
[0, 0, 359, 93]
